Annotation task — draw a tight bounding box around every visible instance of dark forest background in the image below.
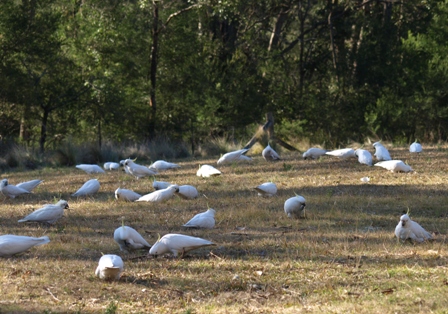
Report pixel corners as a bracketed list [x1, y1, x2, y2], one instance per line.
[1, 0, 448, 157]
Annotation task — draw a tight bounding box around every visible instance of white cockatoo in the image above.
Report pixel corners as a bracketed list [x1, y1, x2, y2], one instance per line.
[71, 179, 100, 197]
[16, 179, 43, 192]
[113, 223, 151, 252]
[372, 142, 391, 161]
[196, 165, 222, 178]
[395, 214, 432, 242]
[253, 182, 277, 197]
[183, 208, 216, 229]
[75, 164, 105, 174]
[149, 234, 215, 257]
[262, 144, 280, 161]
[136, 185, 179, 203]
[303, 148, 327, 160]
[284, 194, 306, 218]
[95, 254, 124, 281]
[123, 159, 158, 179]
[0, 235, 50, 257]
[115, 188, 142, 202]
[354, 149, 373, 166]
[0, 179, 30, 199]
[153, 179, 172, 191]
[409, 142, 422, 153]
[325, 148, 356, 159]
[18, 200, 69, 224]
[103, 162, 120, 170]
[176, 185, 199, 199]
[148, 160, 180, 171]
[217, 149, 249, 165]
[374, 160, 413, 173]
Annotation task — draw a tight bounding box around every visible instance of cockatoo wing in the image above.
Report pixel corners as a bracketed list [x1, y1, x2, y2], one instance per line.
[183, 209, 215, 229]
[16, 179, 43, 192]
[76, 164, 105, 174]
[303, 148, 327, 159]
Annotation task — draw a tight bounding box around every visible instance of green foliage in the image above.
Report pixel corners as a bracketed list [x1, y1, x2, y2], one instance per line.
[0, 0, 447, 148]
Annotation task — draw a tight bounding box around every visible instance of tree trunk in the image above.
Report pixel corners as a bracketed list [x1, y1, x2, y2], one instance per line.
[148, 1, 159, 140]
[39, 108, 49, 154]
[268, 6, 289, 51]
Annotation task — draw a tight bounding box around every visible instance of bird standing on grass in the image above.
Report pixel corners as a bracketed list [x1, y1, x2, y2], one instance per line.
[136, 185, 179, 203]
[123, 159, 158, 179]
[183, 208, 216, 229]
[395, 214, 432, 242]
[72, 179, 100, 197]
[149, 234, 215, 257]
[115, 188, 142, 202]
[0, 235, 50, 257]
[75, 164, 105, 174]
[254, 182, 277, 197]
[0, 179, 30, 199]
[18, 200, 69, 224]
[409, 141, 423, 153]
[262, 144, 280, 161]
[284, 194, 306, 218]
[95, 254, 124, 281]
[114, 222, 152, 252]
[373, 142, 391, 161]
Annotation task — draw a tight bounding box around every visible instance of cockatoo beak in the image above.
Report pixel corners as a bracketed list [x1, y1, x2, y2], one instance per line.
[401, 221, 406, 227]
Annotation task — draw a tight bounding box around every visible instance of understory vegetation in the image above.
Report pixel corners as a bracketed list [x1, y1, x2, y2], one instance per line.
[0, 144, 447, 313]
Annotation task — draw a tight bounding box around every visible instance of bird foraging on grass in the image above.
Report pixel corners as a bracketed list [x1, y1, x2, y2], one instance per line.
[75, 164, 105, 174]
[148, 160, 180, 170]
[325, 148, 355, 159]
[136, 185, 179, 203]
[0, 179, 31, 199]
[0, 235, 50, 257]
[115, 188, 141, 202]
[183, 208, 216, 229]
[217, 149, 249, 165]
[409, 141, 422, 153]
[302, 148, 327, 160]
[262, 144, 280, 161]
[95, 254, 124, 281]
[149, 234, 215, 257]
[18, 200, 69, 224]
[284, 194, 306, 219]
[114, 221, 152, 252]
[374, 160, 413, 173]
[196, 165, 222, 178]
[355, 149, 373, 166]
[254, 182, 277, 197]
[71, 179, 100, 197]
[395, 214, 432, 242]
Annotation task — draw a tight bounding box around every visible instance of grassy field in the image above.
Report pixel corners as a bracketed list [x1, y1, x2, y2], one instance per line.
[1, 145, 448, 313]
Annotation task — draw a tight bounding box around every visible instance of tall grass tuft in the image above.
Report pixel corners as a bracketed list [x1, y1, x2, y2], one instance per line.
[4, 144, 39, 169]
[53, 138, 78, 166]
[196, 136, 246, 157]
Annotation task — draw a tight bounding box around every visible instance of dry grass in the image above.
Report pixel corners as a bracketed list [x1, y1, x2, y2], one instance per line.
[1, 146, 448, 313]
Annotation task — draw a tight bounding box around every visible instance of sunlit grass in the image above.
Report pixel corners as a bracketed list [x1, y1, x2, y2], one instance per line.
[0, 146, 448, 313]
